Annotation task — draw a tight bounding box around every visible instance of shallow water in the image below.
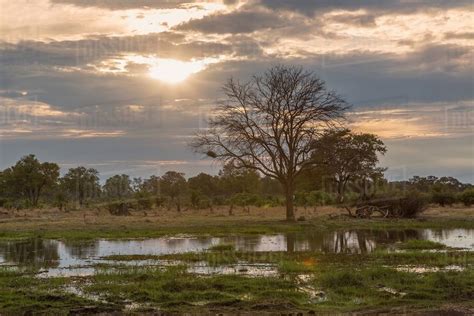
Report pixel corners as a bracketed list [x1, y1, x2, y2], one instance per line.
[0, 228, 472, 276]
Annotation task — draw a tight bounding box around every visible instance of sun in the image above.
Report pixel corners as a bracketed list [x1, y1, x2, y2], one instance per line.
[149, 58, 209, 83]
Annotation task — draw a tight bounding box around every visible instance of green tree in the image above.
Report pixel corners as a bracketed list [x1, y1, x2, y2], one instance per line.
[218, 163, 261, 197]
[142, 175, 161, 195]
[103, 174, 132, 199]
[2, 154, 59, 207]
[310, 129, 387, 202]
[409, 176, 438, 192]
[188, 173, 219, 197]
[160, 171, 187, 212]
[460, 189, 474, 206]
[62, 167, 100, 206]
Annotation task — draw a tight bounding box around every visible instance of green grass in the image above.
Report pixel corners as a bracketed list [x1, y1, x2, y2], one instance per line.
[0, 268, 113, 315]
[398, 239, 446, 250]
[278, 259, 316, 274]
[208, 244, 235, 252]
[0, 214, 472, 314]
[1, 247, 473, 314]
[85, 265, 310, 312]
[313, 266, 473, 311]
[101, 254, 163, 261]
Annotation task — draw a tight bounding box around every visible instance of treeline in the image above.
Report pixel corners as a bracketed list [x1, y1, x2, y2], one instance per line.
[0, 154, 472, 212]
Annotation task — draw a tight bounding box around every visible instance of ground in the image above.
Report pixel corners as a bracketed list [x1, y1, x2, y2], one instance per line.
[0, 204, 472, 239]
[0, 205, 473, 315]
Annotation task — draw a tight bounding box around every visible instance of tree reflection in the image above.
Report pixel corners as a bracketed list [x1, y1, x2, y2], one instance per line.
[0, 239, 59, 269]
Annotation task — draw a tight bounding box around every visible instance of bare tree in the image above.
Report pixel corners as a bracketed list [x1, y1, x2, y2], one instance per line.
[191, 66, 348, 221]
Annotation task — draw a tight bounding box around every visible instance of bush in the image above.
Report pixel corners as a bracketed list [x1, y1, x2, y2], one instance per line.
[431, 191, 456, 207]
[155, 196, 165, 207]
[373, 192, 428, 218]
[135, 197, 153, 210]
[295, 190, 334, 207]
[396, 192, 429, 218]
[229, 193, 262, 207]
[459, 189, 474, 206]
[107, 201, 132, 216]
[307, 190, 334, 206]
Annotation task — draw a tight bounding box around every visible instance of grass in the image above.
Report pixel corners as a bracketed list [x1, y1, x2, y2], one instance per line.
[0, 206, 472, 241]
[0, 268, 113, 315]
[85, 265, 310, 312]
[398, 239, 447, 250]
[0, 248, 473, 314]
[313, 266, 474, 311]
[278, 259, 316, 274]
[0, 206, 472, 314]
[208, 244, 235, 252]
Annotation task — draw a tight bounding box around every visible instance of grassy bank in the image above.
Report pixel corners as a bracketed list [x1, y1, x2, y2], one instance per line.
[0, 206, 473, 241]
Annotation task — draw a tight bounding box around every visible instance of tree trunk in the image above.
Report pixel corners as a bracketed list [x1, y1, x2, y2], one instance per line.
[176, 198, 181, 212]
[284, 184, 295, 221]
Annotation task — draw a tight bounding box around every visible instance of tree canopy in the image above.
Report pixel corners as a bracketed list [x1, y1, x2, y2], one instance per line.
[192, 65, 349, 220]
[310, 129, 387, 202]
[2, 154, 59, 207]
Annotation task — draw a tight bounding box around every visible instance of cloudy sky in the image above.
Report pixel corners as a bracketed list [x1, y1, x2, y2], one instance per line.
[0, 0, 472, 182]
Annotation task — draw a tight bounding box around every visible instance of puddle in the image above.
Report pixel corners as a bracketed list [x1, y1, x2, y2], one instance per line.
[395, 264, 465, 273]
[0, 228, 472, 277]
[189, 262, 278, 277]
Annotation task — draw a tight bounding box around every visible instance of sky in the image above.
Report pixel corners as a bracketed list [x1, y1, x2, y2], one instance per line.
[0, 0, 472, 182]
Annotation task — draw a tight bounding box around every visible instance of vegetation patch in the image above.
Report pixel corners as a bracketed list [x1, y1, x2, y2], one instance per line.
[85, 265, 310, 312]
[208, 244, 235, 252]
[0, 268, 114, 315]
[398, 239, 447, 250]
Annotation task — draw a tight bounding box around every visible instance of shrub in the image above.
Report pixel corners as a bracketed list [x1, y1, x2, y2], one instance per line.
[107, 201, 132, 216]
[229, 193, 262, 208]
[135, 197, 153, 210]
[396, 192, 428, 218]
[307, 190, 334, 206]
[431, 191, 456, 207]
[459, 189, 474, 206]
[375, 192, 428, 218]
[197, 196, 212, 209]
[155, 196, 165, 207]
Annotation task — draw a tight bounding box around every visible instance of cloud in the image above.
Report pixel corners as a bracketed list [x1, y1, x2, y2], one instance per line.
[258, 0, 472, 15]
[349, 102, 474, 139]
[444, 32, 474, 40]
[328, 13, 377, 27]
[50, 0, 205, 10]
[175, 8, 288, 34]
[0, 0, 472, 182]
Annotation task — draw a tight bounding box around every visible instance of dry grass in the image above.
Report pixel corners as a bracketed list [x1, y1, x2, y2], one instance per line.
[0, 204, 472, 236]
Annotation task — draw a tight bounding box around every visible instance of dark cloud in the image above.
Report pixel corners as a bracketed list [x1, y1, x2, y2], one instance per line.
[175, 9, 287, 34]
[0, 32, 230, 69]
[328, 14, 377, 27]
[258, 0, 472, 15]
[444, 32, 474, 40]
[50, 0, 199, 10]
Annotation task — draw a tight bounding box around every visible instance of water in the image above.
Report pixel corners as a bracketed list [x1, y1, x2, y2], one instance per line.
[0, 228, 472, 276]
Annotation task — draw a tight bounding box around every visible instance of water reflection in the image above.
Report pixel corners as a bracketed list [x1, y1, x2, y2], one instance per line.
[0, 228, 472, 271]
[0, 239, 59, 268]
